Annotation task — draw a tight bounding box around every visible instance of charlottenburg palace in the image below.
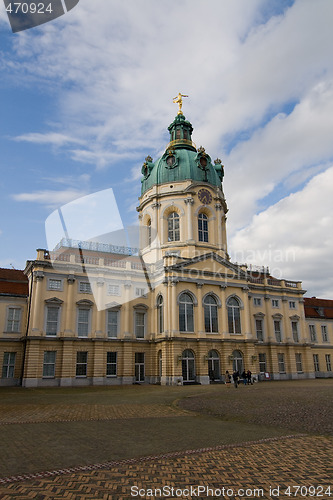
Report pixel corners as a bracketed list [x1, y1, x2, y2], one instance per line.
[1, 107, 332, 387]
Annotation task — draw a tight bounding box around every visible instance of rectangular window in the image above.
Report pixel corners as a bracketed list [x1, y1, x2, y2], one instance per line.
[289, 301, 296, 309]
[272, 299, 279, 308]
[79, 281, 92, 294]
[43, 351, 56, 378]
[255, 319, 264, 341]
[291, 321, 299, 343]
[274, 320, 282, 342]
[253, 298, 262, 306]
[76, 351, 88, 377]
[295, 353, 303, 372]
[325, 354, 331, 371]
[6, 307, 21, 332]
[135, 311, 145, 338]
[135, 352, 145, 382]
[107, 310, 118, 338]
[258, 353, 266, 373]
[48, 279, 62, 291]
[313, 354, 320, 372]
[278, 353, 285, 373]
[321, 325, 328, 342]
[309, 324, 317, 342]
[135, 287, 147, 298]
[77, 308, 90, 337]
[2, 352, 16, 378]
[106, 352, 117, 377]
[107, 284, 120, 296]
[46, 306, 60, 336]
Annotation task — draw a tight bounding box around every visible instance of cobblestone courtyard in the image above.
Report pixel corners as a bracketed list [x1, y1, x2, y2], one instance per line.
[0, 380, 332, 499]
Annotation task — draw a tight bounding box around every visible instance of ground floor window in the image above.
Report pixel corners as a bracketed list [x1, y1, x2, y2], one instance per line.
[76, 351, 88, 377]
[258, 353, 266, 373]
[106, 352, 117, 377]
[295, 353, 303, 372]
[278, 353, 285, 373]
[182, 349, 195, 382]
[232, 350, 243, 374]
[2, 352, 16, 378]
[313, 354, 320, 372]
[325, 354, 331, 372]
[43, 351, 56, 378]
[135, 352, 145, 382]
[208, 350, 220, 381]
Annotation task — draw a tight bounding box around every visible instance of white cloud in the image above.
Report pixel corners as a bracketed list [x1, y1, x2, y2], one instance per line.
[230, 166, 333, 297]
[13, 132, 84, 146]
[12, 189, 88, 207]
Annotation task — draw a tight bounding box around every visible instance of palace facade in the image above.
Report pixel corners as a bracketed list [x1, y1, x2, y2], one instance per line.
[1, 110, 332, 386]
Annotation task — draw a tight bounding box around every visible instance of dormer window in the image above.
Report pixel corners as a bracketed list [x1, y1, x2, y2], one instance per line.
[166, 155, 175, 167]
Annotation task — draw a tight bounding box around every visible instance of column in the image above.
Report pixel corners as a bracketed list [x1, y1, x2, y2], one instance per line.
[184, 197, 194, 243]
[123, 283, 132, 338]
[95, 279, 105, 337]
[196, 283, 203, 337]
[31, 272, 44, 334]
[64, 274, 75, 336]
[241, 286, 251, 338]
[215, 204, 223, 250]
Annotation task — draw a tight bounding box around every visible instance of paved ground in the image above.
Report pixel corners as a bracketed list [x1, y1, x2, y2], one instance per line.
[0, 381, 332, 499]
[0, 435, 332, 499]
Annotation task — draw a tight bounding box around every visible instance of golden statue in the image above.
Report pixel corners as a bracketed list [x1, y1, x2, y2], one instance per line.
[173, 93, 188, 115]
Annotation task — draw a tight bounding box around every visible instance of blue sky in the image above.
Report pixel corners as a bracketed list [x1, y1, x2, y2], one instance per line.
[1, 0, 333, 297]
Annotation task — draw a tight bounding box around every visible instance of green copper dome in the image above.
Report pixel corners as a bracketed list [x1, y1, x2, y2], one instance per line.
[141, 114, 224, 195]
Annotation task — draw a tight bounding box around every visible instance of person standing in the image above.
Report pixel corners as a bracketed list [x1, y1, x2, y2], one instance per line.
[232, 370, 239, 388]
[247, 369, 252, 385]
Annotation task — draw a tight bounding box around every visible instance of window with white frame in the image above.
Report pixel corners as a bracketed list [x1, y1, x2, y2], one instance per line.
[291, 321, 299, 343]
[198, 213, 209, 242]
[309, 324, 317, 342]
[43, 351, 56, 378]
[48, 279, 62, 291]
[274, 320, 282, 343]
[135, 287, 147, 298]
[289, 301, 296, 309]
[179, 292, 194, 332]
[272, 299, 279, 308]
[6, 307, 21, 332]
[107, 284, 120, 296]
[255, 319, 264, 341]
[77, 307, 91, 337]
[46, 305, 60, 336]
[313, 354, 320, 372]
[204, 294, 218, 333]
[227, 297, 241, 334]
[325, 354, 331, 371]
[147, 219, 152, 246]
[107, 309, 119, 338]
[2, 352, 16, 378]
[278, 353, 285, 373]
[253, 298, 262, 306]
[258, 353, 266, 373]
[76, 351, 88, 377]
[106, 352, 117, 377]
[157, 295, 164, 334]
[295, 353, 303, 372]
[135, 310, 146, 339]
[321, 325, 328, 342]
[79, 281, 92, 294]
[167, 212, 180, 242]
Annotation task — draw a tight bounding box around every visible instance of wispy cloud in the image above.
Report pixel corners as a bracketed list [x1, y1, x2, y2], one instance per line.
[12, 189, 88, 208]
[13, 132, 84, 147]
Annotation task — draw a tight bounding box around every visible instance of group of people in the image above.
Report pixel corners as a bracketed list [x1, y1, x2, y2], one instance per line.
[225, 369, 252, 388]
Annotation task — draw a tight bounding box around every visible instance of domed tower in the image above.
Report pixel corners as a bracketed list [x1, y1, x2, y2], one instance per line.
[138, 99, 228, 263]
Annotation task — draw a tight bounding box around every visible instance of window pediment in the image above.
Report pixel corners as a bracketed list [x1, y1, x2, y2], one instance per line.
[76, 299, 94, 307]
[45, 297, 63, 305]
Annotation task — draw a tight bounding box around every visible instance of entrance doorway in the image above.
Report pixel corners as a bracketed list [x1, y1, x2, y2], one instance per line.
[208, 350, 221, 381]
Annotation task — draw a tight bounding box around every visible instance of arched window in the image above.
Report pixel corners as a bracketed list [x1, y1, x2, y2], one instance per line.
[147, 219, 151, 246]
[227, 297, 241, 334]
[179, 292, 194, 332]
[157, 295, 164, 334]
[168, 212, 180, 242]
[204, 295, 218, 333]
[182, 349, 195, 382]
[198, 213, 208, 242]
[208, 350, 220, 381]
